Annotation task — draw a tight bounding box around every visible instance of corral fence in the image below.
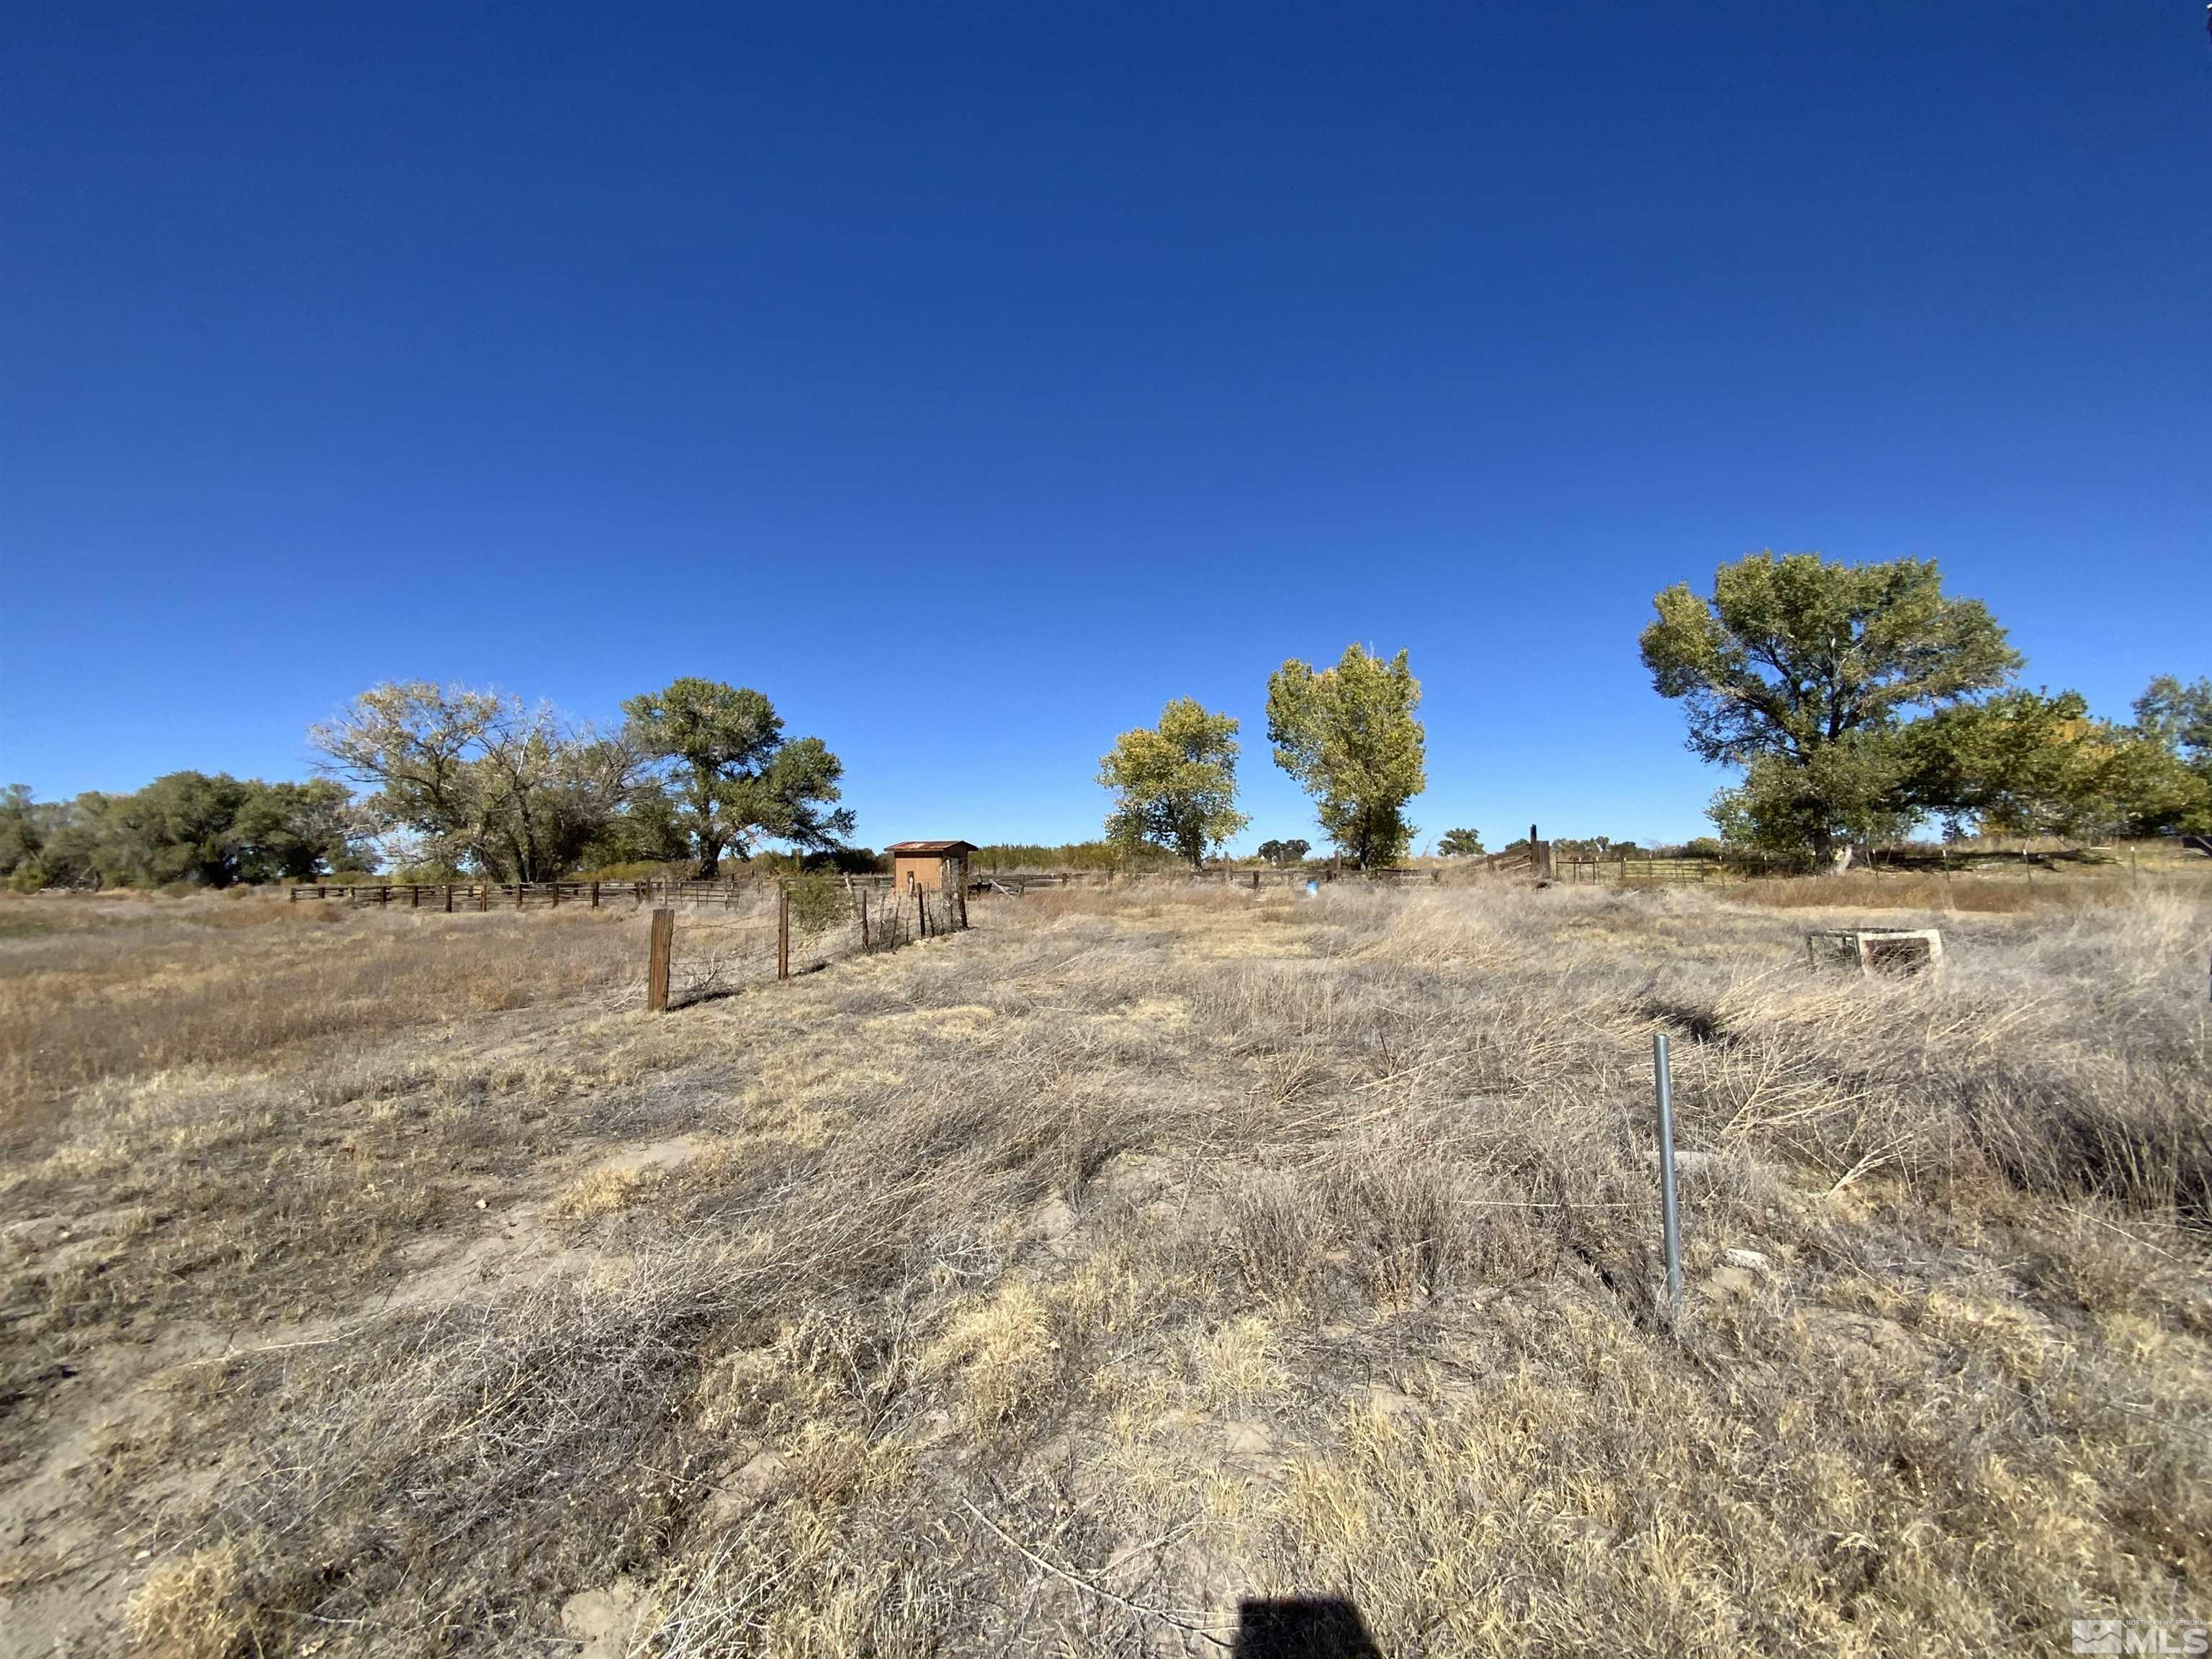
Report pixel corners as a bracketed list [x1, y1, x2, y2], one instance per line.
[974, 852, 1753, 891]
[644, 882, 969, 1011]
[281, 876, 971, 1010]
[286, 873, 951, 913]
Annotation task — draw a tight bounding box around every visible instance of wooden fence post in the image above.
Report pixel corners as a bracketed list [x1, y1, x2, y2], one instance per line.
[858, 888, 869, 950]
[590, 880, 601, 909]
[408, 884, 419, 909]
[647, 907, 674, 1012]
[379, 885, 390, 907]
[477, 882, 488, 912]
[444, 884, 454, 913]
[957, 876, 968, 931]
[516, 882, 526, 912]
[777, 885, 791, 980]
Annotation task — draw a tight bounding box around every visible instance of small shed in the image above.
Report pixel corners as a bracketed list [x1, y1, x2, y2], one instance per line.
[887, 840, 976, 894]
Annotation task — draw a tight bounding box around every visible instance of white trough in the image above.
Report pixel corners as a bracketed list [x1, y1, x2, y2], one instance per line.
[1804, 927, 1944, 976]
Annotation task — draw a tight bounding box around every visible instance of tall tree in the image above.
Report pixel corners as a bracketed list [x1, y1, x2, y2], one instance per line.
[1097, 698, 1249, 869]
[232, 779, 364, 880]
[1255, 837, 1311, 867]
[1436, 827, 1486, 858]
[621, 678, 853, 876]
[1265, 645, 1426, 868]
[313, 683, 637, 881]
[0, 785, 46, 883]
[1640, 552, 2018, 859]
[2134, 676, 2212, 778]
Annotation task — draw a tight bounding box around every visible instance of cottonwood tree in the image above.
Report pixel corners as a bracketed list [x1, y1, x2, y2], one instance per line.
[313, 683, 638, 881]
[1255, 837, 1311, 867]
[2136, 675, 2212, 762]
[620, 678, 853, 876]
[1265, 645, 1426, 868]
[1899, 682, 2212, 840]
[1436, 827, 1485, 858]
[1097, 698, 1249, 869]
[1640, 553, 2018, 860]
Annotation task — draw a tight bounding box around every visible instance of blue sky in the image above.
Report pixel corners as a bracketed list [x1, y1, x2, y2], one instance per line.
[4, 4, 2206, 854]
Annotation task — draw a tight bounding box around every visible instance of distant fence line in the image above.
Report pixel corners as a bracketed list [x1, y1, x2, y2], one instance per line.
[287, 874, 944, 911]
[282, 861, 1728, 909]
[289, 879, 773, 911]
[285, 840, 2206, 912]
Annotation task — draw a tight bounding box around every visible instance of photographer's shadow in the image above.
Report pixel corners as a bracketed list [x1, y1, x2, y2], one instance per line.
[1232, 1596, 1382, 1658]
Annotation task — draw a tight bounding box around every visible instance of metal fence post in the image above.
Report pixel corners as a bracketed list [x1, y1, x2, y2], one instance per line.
[1652, 1031, 1685, 1325]
[647, 908, 673, 1012]
[777, 885, 791, 980]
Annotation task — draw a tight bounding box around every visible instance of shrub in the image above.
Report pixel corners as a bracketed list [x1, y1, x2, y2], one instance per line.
[787, 871, 848, 937]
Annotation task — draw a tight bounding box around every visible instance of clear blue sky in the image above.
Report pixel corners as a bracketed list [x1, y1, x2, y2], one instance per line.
[4, 4, 2206, 854]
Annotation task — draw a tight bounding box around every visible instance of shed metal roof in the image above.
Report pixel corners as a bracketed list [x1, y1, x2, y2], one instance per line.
[886, 840, 977, 855]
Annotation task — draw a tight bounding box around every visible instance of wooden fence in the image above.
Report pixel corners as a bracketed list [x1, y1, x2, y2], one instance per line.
[287, 876, 920, 911]
[284, 862, 1730, 910]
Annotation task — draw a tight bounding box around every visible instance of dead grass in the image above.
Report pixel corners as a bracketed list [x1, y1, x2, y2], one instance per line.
[1721, 871, 2173, 912]
[4, 881, 2208, 1655]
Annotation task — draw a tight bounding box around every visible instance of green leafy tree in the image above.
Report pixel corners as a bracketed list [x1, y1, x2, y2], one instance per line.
[232, 778, 363, 879]
[100, 771, 251, 886]
[0, 785, 43, 883]
[1097, 698, 1249, 869]
[1436, 827, 1485, 858]
[2135, 676, 2212, 777]
[620, 678, 854, 876]
[2119, 675, 2212, 832]
[1, 775, 362, 889]
[313, 683, 638, 881]
[1901, 682, 2211, 840]
[1255, 837, 1312, 867]
[1265, 645, 1426, 868]
[1641, 552, 2019, 859]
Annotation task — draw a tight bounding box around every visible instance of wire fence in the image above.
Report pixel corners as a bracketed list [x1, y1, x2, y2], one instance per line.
[646, 881, 971, 1010]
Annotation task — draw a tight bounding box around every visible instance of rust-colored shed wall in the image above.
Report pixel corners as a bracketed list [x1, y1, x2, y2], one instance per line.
[894, 854, 966, 893]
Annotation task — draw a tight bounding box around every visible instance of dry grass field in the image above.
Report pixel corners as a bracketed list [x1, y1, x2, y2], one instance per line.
[2, 879, 2208, 1656]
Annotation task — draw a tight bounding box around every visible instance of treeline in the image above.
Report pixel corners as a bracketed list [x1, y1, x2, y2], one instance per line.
[1093, 554, 2208, 871]
[1, 775, 359, 892]
[7, 555, 2204, 891]
[1642, 555, 2210, 859]
[970, 841, 1182, 873]
[2, 675, 858, 892]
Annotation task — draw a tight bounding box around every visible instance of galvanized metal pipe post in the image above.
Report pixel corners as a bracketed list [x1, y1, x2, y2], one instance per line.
[1652, 1030, 1685, 1324]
